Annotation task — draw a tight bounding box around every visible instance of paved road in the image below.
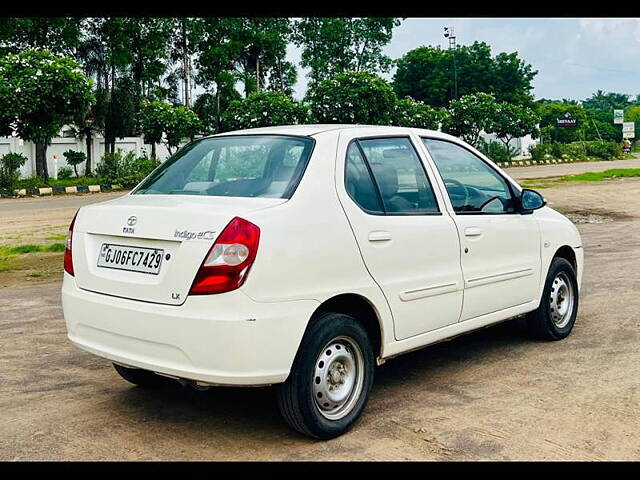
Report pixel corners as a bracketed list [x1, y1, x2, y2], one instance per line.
[0, 191, 125, 214]
[1, 179, 639, 460]
[506, 157, 640, 180]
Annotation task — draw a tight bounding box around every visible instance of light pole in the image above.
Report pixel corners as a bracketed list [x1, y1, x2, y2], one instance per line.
[444, 26, 458, 101]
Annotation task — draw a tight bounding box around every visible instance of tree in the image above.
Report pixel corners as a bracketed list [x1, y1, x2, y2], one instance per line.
[196, 18, 245, 132]
[536, 102, 588, 143]
[63, 150, 87, 177]
[293, 18, 401, 86]
[104, 77, 137, 154]
[232, 18, 292, 97]
[489, 103, 540, 157]
[164, 105, 201, 154]
[582, 90, 632, 111]
[441, 93, 499, 147]
[0, 50, 94, 180]
[222, 92, 308, 131]
[393, 42, 537, 108]
[139, 100, 172, 159]
[0, 18, 81, 56]
[307, 71, 397, 125]
[167, 18, 205, 107]
[139, 100, 201, 157]
[391, 97, 445, 130]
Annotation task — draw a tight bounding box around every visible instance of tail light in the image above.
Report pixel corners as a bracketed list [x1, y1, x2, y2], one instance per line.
[64, 210, 79, 276]
[189, 217, 260, 295]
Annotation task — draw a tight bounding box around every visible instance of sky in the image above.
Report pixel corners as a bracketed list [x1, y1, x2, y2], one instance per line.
[287, 18, 640, 102]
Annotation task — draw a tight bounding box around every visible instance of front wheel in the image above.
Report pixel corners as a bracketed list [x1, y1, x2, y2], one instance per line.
[526, 257, 579, 340]
[277, 312, 375, 439]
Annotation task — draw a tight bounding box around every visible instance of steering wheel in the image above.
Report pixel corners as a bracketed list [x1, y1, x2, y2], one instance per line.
[443, 178, 469, 210]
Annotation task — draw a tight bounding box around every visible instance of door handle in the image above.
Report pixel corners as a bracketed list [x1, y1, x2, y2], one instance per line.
[464, 227, 482, 237]
[368, 231, 392, 242]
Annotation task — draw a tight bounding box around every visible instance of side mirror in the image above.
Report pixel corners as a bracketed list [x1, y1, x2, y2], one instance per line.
[520, 188, 546, 213]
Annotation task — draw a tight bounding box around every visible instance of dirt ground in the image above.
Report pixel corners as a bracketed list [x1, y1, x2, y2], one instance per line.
[1, 180, 639, 460]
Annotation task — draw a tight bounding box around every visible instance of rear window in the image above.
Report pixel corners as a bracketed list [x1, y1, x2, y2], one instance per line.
[133, 135, 315, 198]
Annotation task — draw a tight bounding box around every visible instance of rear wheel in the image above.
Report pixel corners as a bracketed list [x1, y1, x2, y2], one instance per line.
[277, 312, 375, 439]
[526, 257, 579, 340]
[112, 363, 165, 388]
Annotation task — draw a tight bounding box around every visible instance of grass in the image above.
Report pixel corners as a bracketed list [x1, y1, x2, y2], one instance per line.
[15, 176, 101, 190]
[0, 243, 65, 257]
[0, 241, 66, 282]
[522, 168, 640, 189]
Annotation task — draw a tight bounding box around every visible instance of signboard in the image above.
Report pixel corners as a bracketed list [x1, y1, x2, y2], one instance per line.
[614, 109, 624, 124]
[556, 112, 577, 127]
[622, 121, 635, 139]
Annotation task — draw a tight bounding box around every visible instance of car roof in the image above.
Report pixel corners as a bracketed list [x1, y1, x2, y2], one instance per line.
[206, 124, 456, 140]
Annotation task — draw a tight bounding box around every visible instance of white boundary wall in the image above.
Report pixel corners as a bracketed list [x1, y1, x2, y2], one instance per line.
[0, 134, 175, 179]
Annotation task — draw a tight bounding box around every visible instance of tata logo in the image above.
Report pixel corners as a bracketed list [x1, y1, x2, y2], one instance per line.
[123, 215, 137, 234]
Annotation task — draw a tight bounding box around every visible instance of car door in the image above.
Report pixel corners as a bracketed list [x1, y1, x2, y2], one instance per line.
[420, 137, 541, 322]
[336, 131, 464, 341]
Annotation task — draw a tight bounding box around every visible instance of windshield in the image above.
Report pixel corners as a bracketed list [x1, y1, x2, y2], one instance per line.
[134, 135, 315, 198]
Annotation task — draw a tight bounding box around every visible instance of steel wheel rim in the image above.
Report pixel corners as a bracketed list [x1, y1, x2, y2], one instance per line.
[549, 272, 574, 328]
[312, 336, 365, 421]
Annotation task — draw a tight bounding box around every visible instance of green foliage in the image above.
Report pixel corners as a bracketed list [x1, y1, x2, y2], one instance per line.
[0, 152, 27, 191]
[139, 100, 201, 154]
[293, 18, 401, 87]
[164, 105, 201, 152]
[63, 149, 87, 177]
[441, 93, 499, 147]
[489, 102, 540, 157]
[57, 166, 74, 180]
[476, 139, 513, 164]
[536, 102, 588, 143]
[529, 141, 623, 162]
[0, 18, 81, 56]
[390, 98, 446, 129]
[0, 49, 94, 144]
[307, 71, 397, 124]
[222, 91, 308, 131]
[95, 150, 160, 188]
[393, 42, 537, 108]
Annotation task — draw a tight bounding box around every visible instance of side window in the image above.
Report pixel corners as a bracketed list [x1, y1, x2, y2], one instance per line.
[345, 143, 384, 213]
[357, 137, 439, 214]
[422, 138, 516, 214]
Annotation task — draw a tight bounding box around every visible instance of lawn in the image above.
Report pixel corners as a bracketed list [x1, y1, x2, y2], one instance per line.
[522, 168, 640, 189]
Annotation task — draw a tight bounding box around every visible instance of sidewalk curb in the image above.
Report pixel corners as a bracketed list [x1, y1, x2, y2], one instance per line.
[0, 184, 122, 198]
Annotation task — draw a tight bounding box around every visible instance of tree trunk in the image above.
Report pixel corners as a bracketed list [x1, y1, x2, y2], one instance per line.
[256, 57, 260, 93]
[151, 142, 156, 160]
[216, 88, 221, 132]
[85, 132, 93, 175]
[35, 142, 49, 181]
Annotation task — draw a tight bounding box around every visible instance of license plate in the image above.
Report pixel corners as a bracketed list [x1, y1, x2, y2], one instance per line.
[97, 243, 164, 275]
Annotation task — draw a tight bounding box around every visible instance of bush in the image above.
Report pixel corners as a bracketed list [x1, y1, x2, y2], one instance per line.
[0, 152, 27, 191]
[221, 92, 308, 132]
[95, 150, 160, 189]
[63, 149, 86, 177]
[582, 140, 622, 160]
[307, 71, 397, 125]
[529, 141, 622, 162]
[477, 140, 513, 164]
[390, 97, 445, 130]
[57, 166, 74, 179]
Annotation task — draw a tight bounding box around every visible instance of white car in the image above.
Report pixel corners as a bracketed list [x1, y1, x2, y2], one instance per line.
[62, 125, 583, 439]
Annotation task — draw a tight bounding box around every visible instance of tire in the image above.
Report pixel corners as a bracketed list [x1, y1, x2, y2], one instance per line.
[277, 312, 375, 439]
[112, 363, 165, 388]
[526, 257, 579, 341]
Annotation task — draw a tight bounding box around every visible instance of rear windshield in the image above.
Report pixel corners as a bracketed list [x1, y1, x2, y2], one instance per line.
[133, 135, 315, 198]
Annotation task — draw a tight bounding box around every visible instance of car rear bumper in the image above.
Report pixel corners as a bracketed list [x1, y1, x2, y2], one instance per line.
[61, 274, 318, 386]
